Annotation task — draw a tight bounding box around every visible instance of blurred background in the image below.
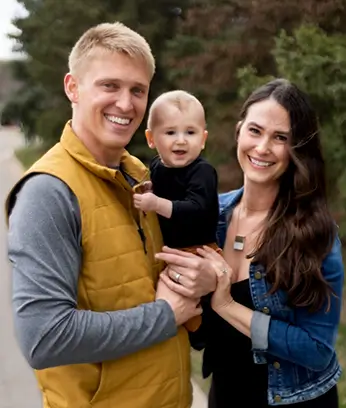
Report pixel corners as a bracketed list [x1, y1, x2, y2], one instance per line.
[1, 0, 346, 406]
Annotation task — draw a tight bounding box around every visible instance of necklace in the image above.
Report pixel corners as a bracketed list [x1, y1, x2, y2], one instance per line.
[234, 205, 245, 251]
[233, 203, 269, 251]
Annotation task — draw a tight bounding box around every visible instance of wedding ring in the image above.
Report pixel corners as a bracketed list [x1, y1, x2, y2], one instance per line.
[174, 272, 181, 283]
[221, 268, 228, 274]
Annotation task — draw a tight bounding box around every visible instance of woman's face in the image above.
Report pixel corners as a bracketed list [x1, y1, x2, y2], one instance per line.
[237, 98, 291, 187]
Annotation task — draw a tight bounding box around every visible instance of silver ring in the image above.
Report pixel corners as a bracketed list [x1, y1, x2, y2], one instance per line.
[221, 268, 228, 274]
[175, 272, 181, 283]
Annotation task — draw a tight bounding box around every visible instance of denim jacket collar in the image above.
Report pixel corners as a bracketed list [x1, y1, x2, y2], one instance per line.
[217, 187, 243, 248]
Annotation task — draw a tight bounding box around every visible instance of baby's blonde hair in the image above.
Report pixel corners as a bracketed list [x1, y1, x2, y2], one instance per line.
[147, 90, 205, 129]
[68, 22, 155, 78]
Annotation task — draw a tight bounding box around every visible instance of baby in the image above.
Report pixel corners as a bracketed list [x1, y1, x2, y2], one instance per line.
[133, 90, 220, 331]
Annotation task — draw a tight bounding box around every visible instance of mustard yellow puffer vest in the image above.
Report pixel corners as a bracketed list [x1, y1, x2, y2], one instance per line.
[6, 123, 192, 408]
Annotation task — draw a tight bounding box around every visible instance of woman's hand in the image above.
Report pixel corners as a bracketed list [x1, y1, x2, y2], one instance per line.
[155, 246, 218, 298]
[196, 246, 234, 313]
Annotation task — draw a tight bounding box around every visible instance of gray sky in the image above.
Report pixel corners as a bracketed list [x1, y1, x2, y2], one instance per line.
[0, 0, 27, 59]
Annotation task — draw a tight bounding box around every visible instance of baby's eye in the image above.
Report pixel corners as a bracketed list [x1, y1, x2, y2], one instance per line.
[166, 130, 175, 136]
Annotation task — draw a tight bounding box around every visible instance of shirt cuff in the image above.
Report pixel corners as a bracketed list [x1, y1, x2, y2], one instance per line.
[156, 299, 178, 339]
[251, 311, 270, 351]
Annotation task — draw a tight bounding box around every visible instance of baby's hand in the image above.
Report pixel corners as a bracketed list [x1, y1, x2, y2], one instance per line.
[135, 181, 153, 194]
[133, 192, 158, 213]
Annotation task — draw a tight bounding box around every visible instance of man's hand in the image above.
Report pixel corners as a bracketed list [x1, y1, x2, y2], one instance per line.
[133, 192, 158, 213]
[155, 246, 218, 298]
[156, 274, 202, 326]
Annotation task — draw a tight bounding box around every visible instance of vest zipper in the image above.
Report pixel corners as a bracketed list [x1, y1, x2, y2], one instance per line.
[113, 170, 148, 255]
[137, 223, 147, 254]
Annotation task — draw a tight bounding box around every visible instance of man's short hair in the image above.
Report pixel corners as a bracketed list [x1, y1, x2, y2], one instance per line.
[68, 22, 155, 78]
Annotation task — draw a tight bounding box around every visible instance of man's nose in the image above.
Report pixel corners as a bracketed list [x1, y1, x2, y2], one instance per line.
[115, 90, 133, 112]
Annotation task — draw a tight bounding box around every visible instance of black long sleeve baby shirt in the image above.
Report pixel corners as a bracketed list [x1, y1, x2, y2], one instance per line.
[150, 155, 219, 248]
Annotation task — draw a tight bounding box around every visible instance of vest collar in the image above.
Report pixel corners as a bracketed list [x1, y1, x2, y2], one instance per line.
[60, 121, 149, 191]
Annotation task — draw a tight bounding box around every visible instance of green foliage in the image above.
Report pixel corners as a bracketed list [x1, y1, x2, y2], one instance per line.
[1, 60, 48, 141]
[273, 25, 346, 110]
[15, 144, 47, 169]
[236, 66, 274, 100]
[237, 24, 346, 236]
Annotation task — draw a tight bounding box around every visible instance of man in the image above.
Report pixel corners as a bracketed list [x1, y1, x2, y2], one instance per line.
[6, 22, 212, 408]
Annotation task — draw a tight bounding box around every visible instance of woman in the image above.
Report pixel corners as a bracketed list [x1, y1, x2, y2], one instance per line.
[155, 79, 344, 407]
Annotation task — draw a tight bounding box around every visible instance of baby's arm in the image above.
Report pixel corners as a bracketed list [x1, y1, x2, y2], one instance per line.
[133, 192, 173, 218]
[134, 161, 217, 220]
[133, 158, 217, 219]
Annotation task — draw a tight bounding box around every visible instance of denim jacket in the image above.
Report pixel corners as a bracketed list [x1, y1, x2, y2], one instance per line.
[203, 188, 344, 405]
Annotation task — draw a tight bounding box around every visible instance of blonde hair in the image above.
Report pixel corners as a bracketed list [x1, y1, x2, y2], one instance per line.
[68, 22, 155, 78]
[147, 90, 205, 129]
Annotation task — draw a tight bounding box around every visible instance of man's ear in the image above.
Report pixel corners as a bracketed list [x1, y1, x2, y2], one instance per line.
[201, 130, 208, 150]
[64, 73, 79, 103]
[145, 129, 155, 149]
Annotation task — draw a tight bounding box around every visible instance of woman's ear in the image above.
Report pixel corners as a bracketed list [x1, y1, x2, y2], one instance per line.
[145, 129, 155, 149]
[235, 121, 242, 141]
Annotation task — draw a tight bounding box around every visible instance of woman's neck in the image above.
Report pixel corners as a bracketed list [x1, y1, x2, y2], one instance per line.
[241, 179, 279, 216]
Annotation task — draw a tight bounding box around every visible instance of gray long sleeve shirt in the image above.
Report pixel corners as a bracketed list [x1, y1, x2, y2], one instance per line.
[7, 174, 177, 370]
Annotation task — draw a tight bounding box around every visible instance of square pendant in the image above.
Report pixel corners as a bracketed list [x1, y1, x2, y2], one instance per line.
[234, 235, 245, 251]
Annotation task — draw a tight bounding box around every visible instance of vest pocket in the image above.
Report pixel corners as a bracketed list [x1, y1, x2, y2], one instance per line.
[89, 363, 105, 405]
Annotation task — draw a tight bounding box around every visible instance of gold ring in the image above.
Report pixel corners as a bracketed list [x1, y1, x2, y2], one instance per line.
[175, 272, 181, 283]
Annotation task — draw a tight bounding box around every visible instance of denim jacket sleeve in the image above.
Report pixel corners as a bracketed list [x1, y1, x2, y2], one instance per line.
[251, 235, 344, 371]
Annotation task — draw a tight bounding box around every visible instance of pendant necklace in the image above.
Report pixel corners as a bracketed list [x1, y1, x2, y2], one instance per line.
[234, 204, 245, 251]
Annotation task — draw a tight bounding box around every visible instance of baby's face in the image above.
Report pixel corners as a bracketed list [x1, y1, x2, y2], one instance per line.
[148, 105, 208, 168]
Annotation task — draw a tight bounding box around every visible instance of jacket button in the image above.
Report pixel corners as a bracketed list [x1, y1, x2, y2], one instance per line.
[262, 307, 270, 314]
[274, 395, 282, 403]
[254, 271, 262, 280]
[273, 361, 280, 369]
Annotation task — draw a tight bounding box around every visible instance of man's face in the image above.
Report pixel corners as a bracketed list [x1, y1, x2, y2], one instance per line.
[65, 50, 150, 166]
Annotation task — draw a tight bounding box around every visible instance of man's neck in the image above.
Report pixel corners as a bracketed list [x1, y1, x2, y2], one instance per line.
[71, 120, 123, 167]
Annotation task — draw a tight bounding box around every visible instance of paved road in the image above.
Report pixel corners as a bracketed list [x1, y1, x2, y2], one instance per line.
[0, 127, 42, 407]
[0, 127, 207, 408]
[191, 378, 208, 408]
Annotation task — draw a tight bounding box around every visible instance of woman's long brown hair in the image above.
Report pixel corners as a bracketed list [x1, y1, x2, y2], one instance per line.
[240, 79, 336, 312]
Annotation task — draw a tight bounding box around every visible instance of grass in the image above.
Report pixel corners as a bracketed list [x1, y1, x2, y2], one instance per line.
[14, 144, 46, 169]
[191, 349, 210, 394]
